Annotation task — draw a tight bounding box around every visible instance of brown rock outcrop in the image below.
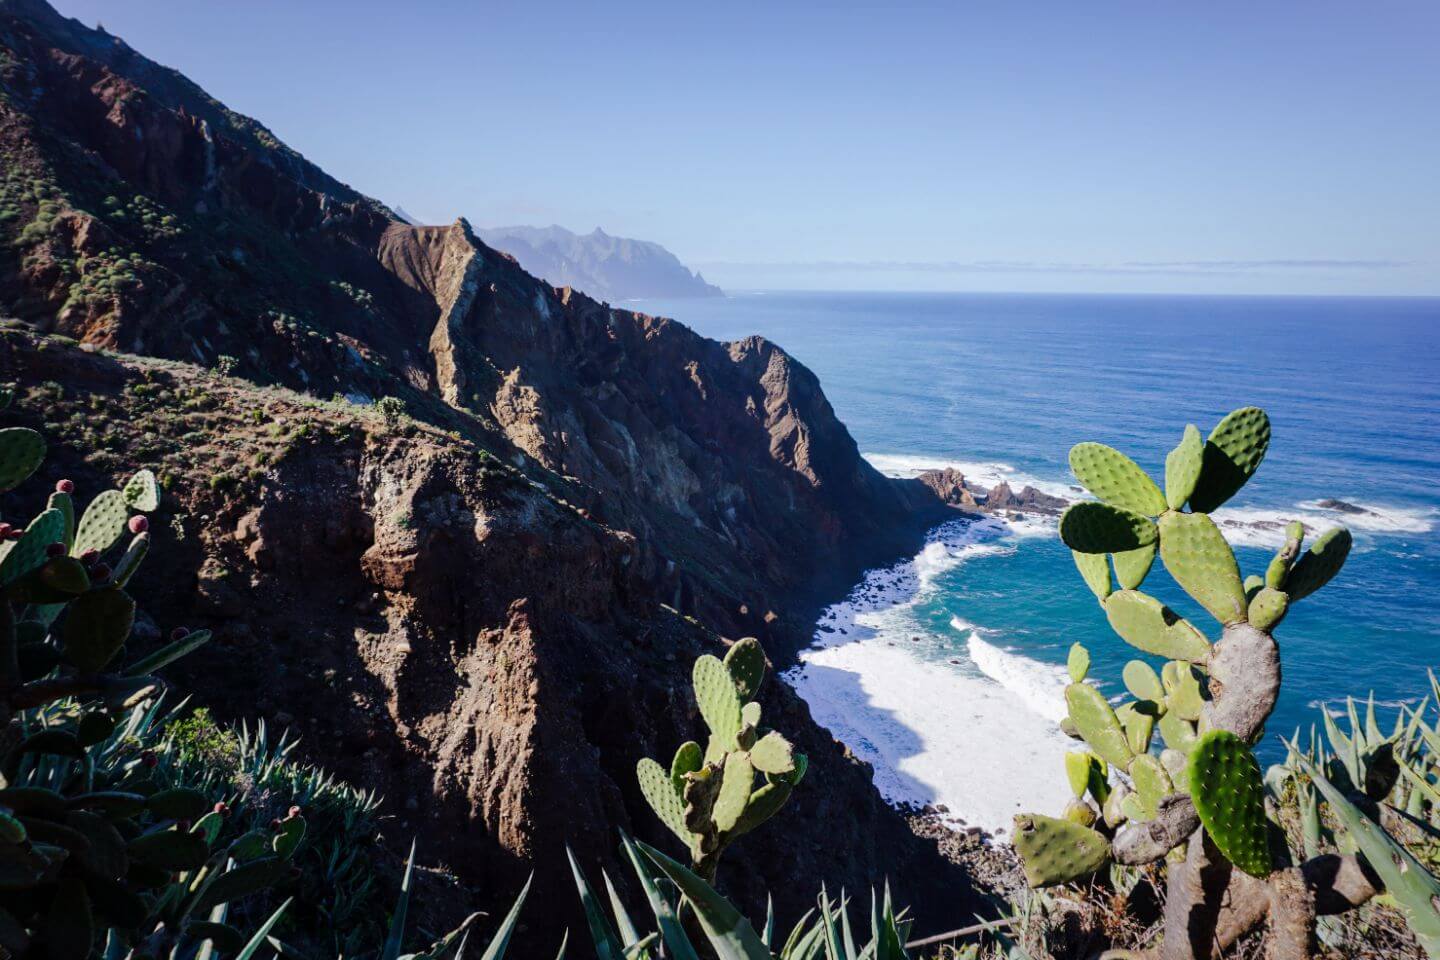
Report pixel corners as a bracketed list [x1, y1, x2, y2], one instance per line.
[0, 1, 976, 940]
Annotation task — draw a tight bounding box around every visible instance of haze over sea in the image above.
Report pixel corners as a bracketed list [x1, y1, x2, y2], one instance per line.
[644, 291, 1440, 835]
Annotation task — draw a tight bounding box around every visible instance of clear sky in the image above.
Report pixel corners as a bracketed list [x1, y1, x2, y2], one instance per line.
[53, 1, 1440, 295]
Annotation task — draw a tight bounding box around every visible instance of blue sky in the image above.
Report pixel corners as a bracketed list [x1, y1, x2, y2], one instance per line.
[56, 1, 1440, 294]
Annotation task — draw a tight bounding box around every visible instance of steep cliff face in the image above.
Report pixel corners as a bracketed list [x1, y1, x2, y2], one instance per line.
[0, 0, 970, 937]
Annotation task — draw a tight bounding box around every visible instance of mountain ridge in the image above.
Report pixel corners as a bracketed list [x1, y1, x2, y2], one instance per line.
[478, 222, 723, 301]
[0, 0, 973, 936]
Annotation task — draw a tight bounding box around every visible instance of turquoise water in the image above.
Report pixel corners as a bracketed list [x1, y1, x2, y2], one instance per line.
[643, 292, 1440, 824]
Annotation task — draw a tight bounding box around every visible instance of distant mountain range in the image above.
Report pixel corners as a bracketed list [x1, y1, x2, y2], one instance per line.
[477, 224, 723, 301]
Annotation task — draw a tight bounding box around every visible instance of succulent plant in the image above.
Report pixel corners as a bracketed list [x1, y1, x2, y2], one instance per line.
[0, 405, 277, 955]
[636, 637, 806, 880]
[1011, 408, 1386, 958]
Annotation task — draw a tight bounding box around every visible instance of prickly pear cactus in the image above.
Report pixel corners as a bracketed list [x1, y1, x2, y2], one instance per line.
[1103, 590, 1210, 662]
[636, 637, 806, 877]
[1121, 660, 1163, 702]
[1059, 501, 1157, 555]
[1064, 682, 1133, 768]
[1072, 550, 1113, 601]
[1112, 542, 1156, 591]
[1285, 526, 1353, 601]
[72, 489, 132, 558]
[122, 468, 161, 512]
[1019, 406, 1358, 931]
[1247, 586, 1289, 632]
[0, 406, 233, 950]
[1068, 442, 1168, 516]
[1188, 730, 1272, 877]
[1187, 407, 1271, 513]
[1013, 813, 1111, 887]
[1158, 512, 1246, 624]
[0, 426, 44, 492]
[1164, 424, 1205, 511]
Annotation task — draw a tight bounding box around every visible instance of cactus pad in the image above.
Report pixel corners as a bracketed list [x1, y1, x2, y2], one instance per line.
[1071, 550, 1112, 601]
[1059, 502, 1158, 555]
[749, 731, 795, 775]
[1063, 799, 1098, 828]
[121, 470, 161, 512]
[1065, 683, 1134, 768]
[731, 781, 793, 838]
[1285, 526, 1352, 602]
[1112, 543, 1156, 591]
[1117, 702, 1156, 756]
[1188, 407, 1271, 513]
[712, 751, 754, 832]
[694, 655, 743, 753]
[1122, 660, 1164, 702]
[61, 587, 135, 672]
[73, 489, 130, 558]
[1103, 784, 1130, 828]
[0, 427, 44, 493]
[1068, 442, 1168, 516]
[1159, 711, 1198, 754]
[1158, 512, 1246, 624]
[0, 508, 65, 586]
[1067, 643, 1090, 683]
[670, 741, 703, 789]
[1164, 424, 1205, 510]
[46, 490, 75, 549]
[1247, 587, 1289, 632]
[1266, 521, 1304, 589]
[1162, 662, 1208, 721]
[1064, 752, 1093, 798]
[111, 533, 149, 589]
[1102, 590, 1210, 661]
[635, 759, 695, 840]
[724, 637, 767, 701]
[1128, 754, 1173, 822]
[1012, 814, 1111, 887]
[1188, 730, 1272, 877]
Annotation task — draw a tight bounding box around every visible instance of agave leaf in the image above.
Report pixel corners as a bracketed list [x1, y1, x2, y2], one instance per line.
[637, 841, 770, 960]
[1290, 745, 1440, 954]
[382, 841, 417, 960]
[236, 899, 292, 960]
[620, 832, 699, 960]
[569, 848, 627, 960]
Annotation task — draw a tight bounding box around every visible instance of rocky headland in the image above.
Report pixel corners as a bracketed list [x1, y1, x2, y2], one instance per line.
[0, 0, 1001, 937]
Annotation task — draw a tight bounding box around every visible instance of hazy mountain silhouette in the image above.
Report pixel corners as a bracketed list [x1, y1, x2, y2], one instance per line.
[479, 223, 722, 301]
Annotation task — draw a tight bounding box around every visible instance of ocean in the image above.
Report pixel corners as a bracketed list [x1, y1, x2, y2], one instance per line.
[641, 292, 1440, 836]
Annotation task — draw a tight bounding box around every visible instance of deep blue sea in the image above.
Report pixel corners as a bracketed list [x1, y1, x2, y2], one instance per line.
[643, 292, 1440, 832]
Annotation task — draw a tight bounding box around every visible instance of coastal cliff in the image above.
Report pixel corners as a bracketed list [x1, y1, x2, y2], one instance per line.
[477, 224, 724, 301]
[0, 0, 970, 933]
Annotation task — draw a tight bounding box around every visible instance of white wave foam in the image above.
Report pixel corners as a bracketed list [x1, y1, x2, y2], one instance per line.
[1214, 501, 1435, 548]
[795, 452, 1432, 836]
[964, 630, 1070, 726]
[868, 450, 1430, 547]
[786, 639, 1074, 836]
[863, 452, 1075, 500]
[790, 517, 1076, 835]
